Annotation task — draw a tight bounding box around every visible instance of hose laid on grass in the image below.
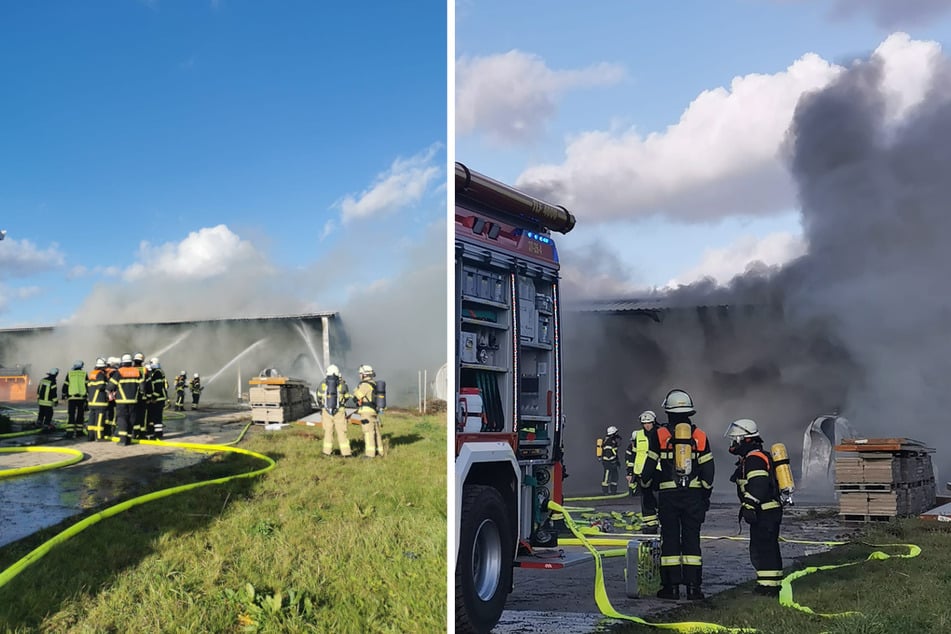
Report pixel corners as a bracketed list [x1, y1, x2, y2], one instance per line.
[778, 541, 921, 618]
[0, 422, 274, 591]
[549, 500, 756, 633]
[552, 505, 923, 629]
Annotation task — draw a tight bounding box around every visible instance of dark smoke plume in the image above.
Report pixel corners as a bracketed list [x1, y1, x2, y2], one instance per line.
[560, 48, 951, 496]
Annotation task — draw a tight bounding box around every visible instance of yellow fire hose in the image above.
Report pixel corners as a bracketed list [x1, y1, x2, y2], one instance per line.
[0, 422, 274, 591]
[549, 501, 922, 632]
[0, 446, 85, 479]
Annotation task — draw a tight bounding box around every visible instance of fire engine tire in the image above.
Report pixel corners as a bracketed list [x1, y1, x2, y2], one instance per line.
[456, 484, 513, 634]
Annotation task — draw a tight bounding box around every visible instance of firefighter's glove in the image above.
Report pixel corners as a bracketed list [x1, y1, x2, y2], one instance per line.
[628, 481, 638, 496]
[741, 505, 758, 525]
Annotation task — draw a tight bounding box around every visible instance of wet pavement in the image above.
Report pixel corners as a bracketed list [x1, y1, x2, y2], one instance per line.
[496, 497, 853, 633]
[0, 405, 255, 548]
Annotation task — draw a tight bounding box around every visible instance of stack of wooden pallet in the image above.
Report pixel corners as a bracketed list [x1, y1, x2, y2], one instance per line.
[834, 438, 936, 521]
[249, 376, 315, 424]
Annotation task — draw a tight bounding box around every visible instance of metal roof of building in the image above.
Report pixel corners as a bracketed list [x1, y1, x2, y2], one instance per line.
[0, 311, 339, 334]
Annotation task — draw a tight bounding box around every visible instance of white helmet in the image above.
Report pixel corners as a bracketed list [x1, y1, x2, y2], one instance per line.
[639, 410, 657, 424]
[48, 367, 59, 376]
[121, 353, 133, 365]
[95, 358, 106, 369]
[108, 356, 120, 366]
[193, 373, 199, 378]
[662, 389, 695, 415]
[133, 352, 145, 363]
[150, 357, 160, 365]
[359, 364, 374, 377]
[326, 364, 340, 377]
[725, 418, 759, 440]
[606, 425, 618, 436]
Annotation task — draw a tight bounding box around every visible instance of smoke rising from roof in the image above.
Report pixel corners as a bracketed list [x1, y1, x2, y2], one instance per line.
[1, 219, 446, 408]
[560, 40, 951, 493]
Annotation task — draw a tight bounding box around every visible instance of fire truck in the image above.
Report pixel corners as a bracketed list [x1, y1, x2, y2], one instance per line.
[454, 163, 576, 633]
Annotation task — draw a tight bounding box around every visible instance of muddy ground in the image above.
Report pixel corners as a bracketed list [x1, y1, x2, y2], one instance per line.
[0, 404, 256, 548]
[496, 496, 852, 633]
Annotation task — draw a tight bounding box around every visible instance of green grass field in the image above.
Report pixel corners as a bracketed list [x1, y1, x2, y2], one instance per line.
[0, 411, 447, 633]
[614, 519, 951, 634]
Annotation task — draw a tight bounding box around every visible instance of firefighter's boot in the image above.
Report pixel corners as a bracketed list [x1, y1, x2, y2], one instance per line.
[656, 585, 680, 600]
[686, 585, 705, 601]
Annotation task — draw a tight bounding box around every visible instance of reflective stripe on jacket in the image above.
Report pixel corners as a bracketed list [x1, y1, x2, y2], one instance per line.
[112, 366, 143, 404]
[653, 425, 715, 491]
[735, 449, 782, 511]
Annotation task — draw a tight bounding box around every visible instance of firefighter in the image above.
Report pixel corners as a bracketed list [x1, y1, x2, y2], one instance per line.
[146, 357, 168, 439]
[626, 410, 660, 533]
[62, 360, 88, 438]
[86, 357, 110, 441]
[174, 371, 187, 411]
[644, 388, 714, 601]
[190, 373, 203, 410]
[726, 418, 784, 596]
[111, 353, 143, 446]
[36, 368, 59, 432]
[104, 357, 121, 438]
[318, 364, 352, 457]
[132, 352, 148, 438]
[600, 426, 621, 494]
[352, 364, 383, 458]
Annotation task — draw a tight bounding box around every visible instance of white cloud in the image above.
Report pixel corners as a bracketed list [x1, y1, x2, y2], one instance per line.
[0, 238, 66, 278]
[666, 231, 806, 288]
[337, 144, 443, 223]
[456, 50, 625, 144]
[123, 224, 266, 281]
[514, 33, 941, 225]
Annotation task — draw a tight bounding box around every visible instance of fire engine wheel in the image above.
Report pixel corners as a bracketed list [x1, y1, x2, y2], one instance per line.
[456, 484, 513, 634]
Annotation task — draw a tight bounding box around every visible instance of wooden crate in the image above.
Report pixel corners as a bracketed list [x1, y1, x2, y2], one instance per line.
[835, 438, 936, 519]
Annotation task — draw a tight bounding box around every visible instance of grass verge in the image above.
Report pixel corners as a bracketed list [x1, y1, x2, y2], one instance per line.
[612, 518, 951, 634]
[0, 411, 446, 633]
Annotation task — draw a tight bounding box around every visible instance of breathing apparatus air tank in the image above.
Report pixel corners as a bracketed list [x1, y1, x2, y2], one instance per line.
[324, 374, 339, 413]
[770, 443, 795, 506]
[375, 380, 386, 411]
[596, 437, 603, 458]
[673, 422, 694, 486]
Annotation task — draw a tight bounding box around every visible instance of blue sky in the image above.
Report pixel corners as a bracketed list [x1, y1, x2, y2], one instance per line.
[455, 0, 951, 298]
[0, 1, 447, 329]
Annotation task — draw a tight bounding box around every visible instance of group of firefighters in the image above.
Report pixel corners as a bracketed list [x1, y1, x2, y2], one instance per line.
[598, 388, 786, 600]
[316, 363, 385, 459]
[34, 354, 204, 445]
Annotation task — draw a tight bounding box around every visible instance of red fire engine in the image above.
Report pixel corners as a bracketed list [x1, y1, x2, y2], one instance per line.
[454, 163, 576, 633]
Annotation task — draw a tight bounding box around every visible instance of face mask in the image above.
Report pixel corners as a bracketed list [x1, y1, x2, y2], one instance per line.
[728, 439, 742, 455]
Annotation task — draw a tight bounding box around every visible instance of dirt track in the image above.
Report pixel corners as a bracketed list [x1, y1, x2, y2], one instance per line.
[496, 498, 852, 633]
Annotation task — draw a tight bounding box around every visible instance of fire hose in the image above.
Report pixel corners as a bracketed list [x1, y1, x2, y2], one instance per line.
[548, 501, 922, 632]
[0, 421, 274, 591]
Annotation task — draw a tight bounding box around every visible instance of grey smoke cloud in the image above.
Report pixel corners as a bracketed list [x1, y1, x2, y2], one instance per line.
[828, 0, 951, 29]
[561, 45, 951, 493]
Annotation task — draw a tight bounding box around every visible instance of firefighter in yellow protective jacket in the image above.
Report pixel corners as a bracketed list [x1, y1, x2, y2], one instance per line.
[626, 410, 660, 533]
[318, 364, 352, 457]
[62, 361, 88, 438]
[643, 389, 715, 601]
[726, 418, 784, 596]
[352, 364, 383, 458]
